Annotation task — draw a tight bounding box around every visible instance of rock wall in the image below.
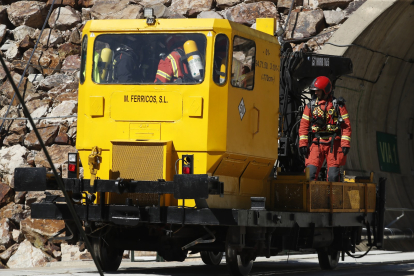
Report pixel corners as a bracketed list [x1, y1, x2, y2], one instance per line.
[0, 0, 366, 269]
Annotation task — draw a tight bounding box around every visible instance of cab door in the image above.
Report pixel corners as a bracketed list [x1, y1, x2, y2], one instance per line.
[226, 32, 279, 196]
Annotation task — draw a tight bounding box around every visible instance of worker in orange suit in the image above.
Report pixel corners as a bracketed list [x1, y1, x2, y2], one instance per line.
[154, 35, 189, 83]
[298, 76, 352, 181]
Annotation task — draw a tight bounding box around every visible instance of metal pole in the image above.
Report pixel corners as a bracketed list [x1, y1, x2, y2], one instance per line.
[376, 177, 386, 249]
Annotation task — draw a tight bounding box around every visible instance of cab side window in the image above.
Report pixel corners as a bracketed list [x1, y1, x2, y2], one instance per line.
[231, 36, 255, 90]
[80, 35, 88, 84]
[213, 34, 229, 85]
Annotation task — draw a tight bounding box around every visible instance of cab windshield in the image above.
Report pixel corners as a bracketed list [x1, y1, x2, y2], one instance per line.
[92, 33, 206, 85]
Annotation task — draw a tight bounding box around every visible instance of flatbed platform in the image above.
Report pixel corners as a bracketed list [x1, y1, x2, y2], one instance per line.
[31, 203, 372, 228]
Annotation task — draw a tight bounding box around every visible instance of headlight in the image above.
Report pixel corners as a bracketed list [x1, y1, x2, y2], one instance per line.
[144, 8, 155, 25]
[68, 153, 77, 163]
[144, 8, 154, 18]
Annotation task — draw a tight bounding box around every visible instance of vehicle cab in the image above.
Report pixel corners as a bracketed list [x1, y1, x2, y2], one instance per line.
[78, 16, 280, 209]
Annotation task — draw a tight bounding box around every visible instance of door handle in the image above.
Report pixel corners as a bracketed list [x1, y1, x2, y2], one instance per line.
[253, 106, 259, 135]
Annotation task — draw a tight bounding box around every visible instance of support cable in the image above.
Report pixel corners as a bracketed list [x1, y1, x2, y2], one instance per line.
[283, 29, 337, 43]
[0, 43, 105, 276]
[0, 115, 77, 120]
[16, 64, 78, 71]
[325, 42, 414, 64]
[323, 42, 414, 83]
[346, 245, 372, 259]
[181, 226, 216, 250]
[325, 41, 413, 85]
[343, 56, 389, 84]
[0, 0, 62, 134]
[284, 36, 414, 66]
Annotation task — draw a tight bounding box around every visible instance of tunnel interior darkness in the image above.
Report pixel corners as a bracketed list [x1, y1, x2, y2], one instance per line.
[321, 0, 414, 250]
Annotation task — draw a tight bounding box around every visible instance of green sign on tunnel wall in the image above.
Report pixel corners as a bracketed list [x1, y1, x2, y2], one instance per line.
[376, 132, 400, 173]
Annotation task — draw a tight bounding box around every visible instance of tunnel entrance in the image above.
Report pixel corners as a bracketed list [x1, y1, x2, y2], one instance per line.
[321, 0, 414, 251]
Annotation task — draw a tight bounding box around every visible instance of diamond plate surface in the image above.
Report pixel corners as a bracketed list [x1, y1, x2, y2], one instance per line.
[311, 184, 329, 209]
[274, 180, 374, 212]
[274, 183, 304, 210]
[332, 185, 343, 209]
[311, 184, 343, 210]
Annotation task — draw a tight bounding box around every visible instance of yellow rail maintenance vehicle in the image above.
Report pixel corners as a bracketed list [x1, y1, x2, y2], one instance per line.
[15, 9, 385, 276]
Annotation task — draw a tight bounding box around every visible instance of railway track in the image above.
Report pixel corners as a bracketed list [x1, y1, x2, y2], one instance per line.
[3, 251, 414, 276]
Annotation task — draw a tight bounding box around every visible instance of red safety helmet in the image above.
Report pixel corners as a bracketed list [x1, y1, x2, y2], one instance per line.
[310, 76, 332, 94]
[166, 35, 185, 51]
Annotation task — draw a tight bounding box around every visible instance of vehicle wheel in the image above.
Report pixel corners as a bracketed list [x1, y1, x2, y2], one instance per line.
[225, 245, 253, 276]
[317, 248, 340, 270]
[91, 237, 123, 272]
[200, 251, 223, 265]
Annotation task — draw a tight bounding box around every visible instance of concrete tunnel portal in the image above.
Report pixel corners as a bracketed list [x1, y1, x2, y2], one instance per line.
[319, 0, 414, 250]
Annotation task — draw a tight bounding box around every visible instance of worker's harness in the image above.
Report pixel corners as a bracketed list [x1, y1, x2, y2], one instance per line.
[162, 48, 193, 83]
[307, 96, 345, 153]
[112, 46, 140, 82]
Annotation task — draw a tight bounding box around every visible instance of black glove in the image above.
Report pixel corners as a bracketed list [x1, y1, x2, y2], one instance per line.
[342, 147, 350, 156]
[300, 146, 308, 157]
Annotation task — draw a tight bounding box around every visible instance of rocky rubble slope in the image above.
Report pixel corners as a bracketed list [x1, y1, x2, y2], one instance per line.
[0, 0, 366, 269]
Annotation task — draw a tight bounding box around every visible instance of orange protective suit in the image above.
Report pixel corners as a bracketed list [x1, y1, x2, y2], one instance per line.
[298, 97, 351, 181]
[154, 48, 189, 83]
